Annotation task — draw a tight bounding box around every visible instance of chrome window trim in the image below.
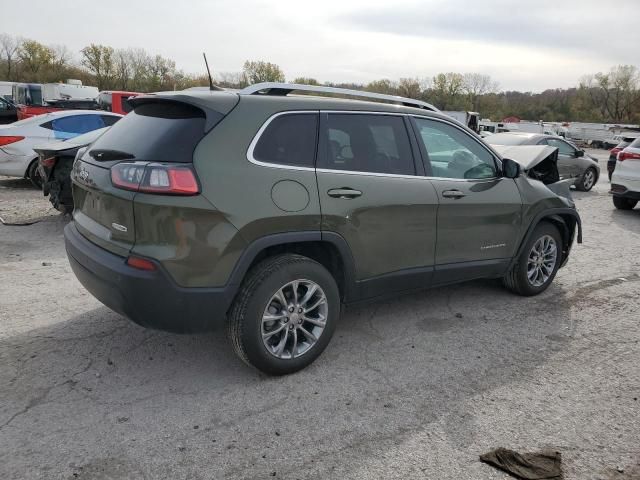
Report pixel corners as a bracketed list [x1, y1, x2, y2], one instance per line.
[246, 110, 318, 172]
[246, 110, 506, 182]
[410, 114, 503, 181]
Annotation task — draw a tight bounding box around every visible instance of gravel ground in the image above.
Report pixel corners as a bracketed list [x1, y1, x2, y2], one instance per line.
[0, 149, 639, 480]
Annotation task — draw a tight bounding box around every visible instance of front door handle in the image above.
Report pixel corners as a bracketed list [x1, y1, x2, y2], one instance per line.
[441, 189, 466, 199]
[327, 188, 362, 199]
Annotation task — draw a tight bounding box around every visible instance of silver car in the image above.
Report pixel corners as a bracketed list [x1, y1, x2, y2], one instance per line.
[486, 132, 601, 191]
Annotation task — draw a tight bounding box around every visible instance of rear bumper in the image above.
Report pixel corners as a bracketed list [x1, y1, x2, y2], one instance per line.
[64, 222, 233, 333]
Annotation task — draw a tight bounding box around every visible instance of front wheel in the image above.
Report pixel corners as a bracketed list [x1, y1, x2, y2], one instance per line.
[228, 254, 340, 375]
[576, 167, 597, 192]
[613, 196, 637, 210]
[503, 222, 563, 296]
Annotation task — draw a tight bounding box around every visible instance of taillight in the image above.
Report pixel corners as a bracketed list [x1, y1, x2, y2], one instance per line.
[611, 147, 621, 156]
[618, 151, 640, 162]
[0, 136, 25, 147]
[110, 163, 199, 195]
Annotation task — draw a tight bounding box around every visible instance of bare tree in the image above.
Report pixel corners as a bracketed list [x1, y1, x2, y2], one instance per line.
[462, 73, 499, 111]
[0, 34, 22, 80]
[81, 44, 115, 89]
[49, 44, 73, 81]
[397, 77, 425, 100]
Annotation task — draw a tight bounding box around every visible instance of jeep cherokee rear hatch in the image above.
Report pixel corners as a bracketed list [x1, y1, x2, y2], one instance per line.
[71, 92, 239, 257]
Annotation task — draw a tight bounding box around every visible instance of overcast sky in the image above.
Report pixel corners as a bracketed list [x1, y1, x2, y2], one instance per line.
[4, 0, 639, 92]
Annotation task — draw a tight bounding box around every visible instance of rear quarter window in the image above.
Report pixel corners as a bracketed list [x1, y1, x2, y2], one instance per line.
[252, 113, 318, 167]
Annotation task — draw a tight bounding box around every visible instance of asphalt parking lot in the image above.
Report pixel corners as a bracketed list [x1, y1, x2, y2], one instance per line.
[0, 149, 639, 480]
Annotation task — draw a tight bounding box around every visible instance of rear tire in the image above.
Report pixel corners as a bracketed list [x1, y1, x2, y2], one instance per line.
[613, 196, 637, 210]
[503, 222, 563, 296]
[27, 159, 42, 189]
[576, 167, 597, 192]
[48, 158, 74, 213]
[227, 254, 340, 375]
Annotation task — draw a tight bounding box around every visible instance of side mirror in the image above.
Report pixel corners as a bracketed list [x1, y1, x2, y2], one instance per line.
[575, 150, 584, 157]
[502, 158, 521, 179]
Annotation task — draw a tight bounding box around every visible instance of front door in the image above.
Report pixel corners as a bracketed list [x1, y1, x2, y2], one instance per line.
[411, 116, 523, 284]
[544, 137, 580, 178]
[316, 112, 439, 299]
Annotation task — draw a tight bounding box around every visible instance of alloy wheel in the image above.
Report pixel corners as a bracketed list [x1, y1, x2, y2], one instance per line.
[582, 169, 595, 190]
[261, 279, 328, 360]
[527, 235, 558, 287]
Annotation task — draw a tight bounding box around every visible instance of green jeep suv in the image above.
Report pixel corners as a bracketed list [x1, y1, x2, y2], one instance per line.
[64, 83, 582, 374]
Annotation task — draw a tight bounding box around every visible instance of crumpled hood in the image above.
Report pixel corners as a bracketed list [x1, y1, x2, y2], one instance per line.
[492, 145, 558, 171]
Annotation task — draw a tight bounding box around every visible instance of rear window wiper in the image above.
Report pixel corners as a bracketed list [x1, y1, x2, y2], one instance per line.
[89, 149, 135, 161]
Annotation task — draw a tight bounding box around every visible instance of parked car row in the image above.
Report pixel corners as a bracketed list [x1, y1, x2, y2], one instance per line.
[0, 110, 121, 187]
[610, 136, 640, 210]
[485, 132, 601, 192]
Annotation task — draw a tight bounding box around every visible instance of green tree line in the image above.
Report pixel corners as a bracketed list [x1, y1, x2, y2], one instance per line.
[1, 33, 638, 123]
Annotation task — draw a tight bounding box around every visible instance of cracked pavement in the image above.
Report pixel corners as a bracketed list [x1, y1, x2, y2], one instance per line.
[0, 150, 639, 479]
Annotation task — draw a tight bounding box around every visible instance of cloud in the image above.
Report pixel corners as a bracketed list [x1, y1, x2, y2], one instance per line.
[339, 0, 640, 62]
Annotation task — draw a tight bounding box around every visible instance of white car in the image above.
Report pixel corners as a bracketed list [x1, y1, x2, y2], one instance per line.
[611, 136, 640, 210]
[0, 110, 121, 187]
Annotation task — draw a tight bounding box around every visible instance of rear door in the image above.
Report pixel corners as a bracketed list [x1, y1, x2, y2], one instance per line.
[316, 112, 438, 298]
[411, 116, 522, 284]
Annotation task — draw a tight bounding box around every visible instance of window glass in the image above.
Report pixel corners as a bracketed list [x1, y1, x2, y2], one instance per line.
[414, 117, 497, 179]
[101, 115, 120, 127]
[98, 93, 112, 111]
[120, 96, 133, 113]
[323, 114, 415, 175]
[50, 115, 106, 139]
[253, 113, 318, 167]
[546, 138, 574, 155]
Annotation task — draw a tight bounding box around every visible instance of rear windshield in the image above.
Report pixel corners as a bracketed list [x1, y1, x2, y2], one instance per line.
[86, 101, 206, 163]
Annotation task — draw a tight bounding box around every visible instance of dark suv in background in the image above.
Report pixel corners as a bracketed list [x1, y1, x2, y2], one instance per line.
[64, 83, 582, 374]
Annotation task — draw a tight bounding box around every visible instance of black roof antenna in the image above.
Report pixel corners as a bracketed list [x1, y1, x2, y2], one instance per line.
[203, 52, 222, 91]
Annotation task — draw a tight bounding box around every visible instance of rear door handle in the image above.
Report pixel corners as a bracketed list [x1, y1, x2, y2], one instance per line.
[441, 189, 466, 199]
[327, 188, 362, 199]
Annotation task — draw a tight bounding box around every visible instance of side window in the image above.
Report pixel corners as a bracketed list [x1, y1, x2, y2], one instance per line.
[120, 96, 133, 113]
[50, 115, 106, 139]
[546, 138, 574, 155]
[101, 115, 120, 127]
[322, 114, 415, 175]
[413, 117, 497, 179]
[98, 93, 112, 111]
[253, 113, 318, 167]
[537, 138, 549, 145]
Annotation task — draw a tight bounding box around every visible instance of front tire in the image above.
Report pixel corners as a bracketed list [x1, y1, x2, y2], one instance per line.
[227, 254, 340, 375]
[613, 196, 637, 210]
[503, 222, 563, 296]
[576, 167, 597, 192]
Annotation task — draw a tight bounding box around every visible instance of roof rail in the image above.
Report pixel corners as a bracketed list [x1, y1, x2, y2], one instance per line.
[239, 82, 439, 112]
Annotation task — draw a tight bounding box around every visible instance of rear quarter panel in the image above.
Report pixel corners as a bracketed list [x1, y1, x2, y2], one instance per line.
[193, 98, 321, 260]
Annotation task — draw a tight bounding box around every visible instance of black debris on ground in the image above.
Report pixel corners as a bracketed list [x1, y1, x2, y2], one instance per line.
[480, 447, 562, 479]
